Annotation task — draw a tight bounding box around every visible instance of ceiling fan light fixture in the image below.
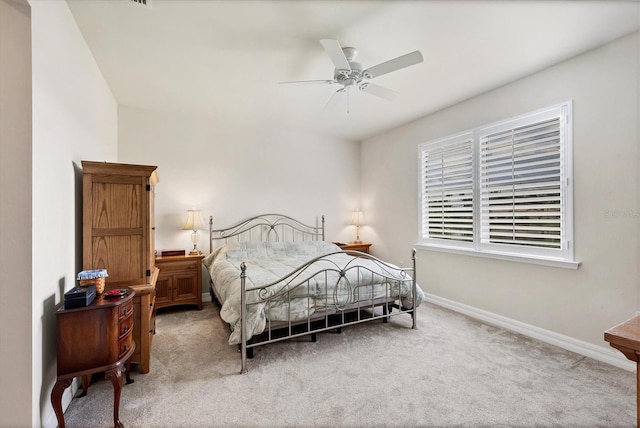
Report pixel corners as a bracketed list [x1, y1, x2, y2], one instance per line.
[344, 79, 357, 90]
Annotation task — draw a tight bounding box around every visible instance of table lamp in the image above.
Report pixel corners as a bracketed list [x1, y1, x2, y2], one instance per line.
[182, 209, 205, 255]
[349, 209, 364, 244]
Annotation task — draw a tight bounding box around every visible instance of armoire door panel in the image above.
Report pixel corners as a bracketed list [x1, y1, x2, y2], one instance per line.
[91, 235, 144, 283]
[91, 182, 142, 229]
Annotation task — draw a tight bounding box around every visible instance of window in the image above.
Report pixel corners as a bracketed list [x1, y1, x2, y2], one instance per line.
[421, 133, 475, 245]
[419, 102, 576, 268]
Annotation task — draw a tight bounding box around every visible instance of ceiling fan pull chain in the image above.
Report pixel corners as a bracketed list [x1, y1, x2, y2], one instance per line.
[347, 91, 350, 114]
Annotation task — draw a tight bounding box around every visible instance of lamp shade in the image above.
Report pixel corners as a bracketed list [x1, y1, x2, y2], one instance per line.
[349, 209, 364, 226]
[182, 209, 205, 231]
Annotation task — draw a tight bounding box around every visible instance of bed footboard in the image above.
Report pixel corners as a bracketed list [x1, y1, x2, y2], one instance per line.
[239, 249, 418, 374]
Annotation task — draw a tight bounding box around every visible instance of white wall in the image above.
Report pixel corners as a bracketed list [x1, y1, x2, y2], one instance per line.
[30, 0, 118, 426]
[362, 32, 639, 350]
[18, 3, 636, 425]
[0, 0, 32, 426]
[118, 106, 361, 253]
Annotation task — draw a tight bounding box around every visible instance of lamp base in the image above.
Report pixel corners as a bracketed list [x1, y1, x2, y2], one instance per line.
[189, 243, 201, 256]
[350, 240, 363, 244]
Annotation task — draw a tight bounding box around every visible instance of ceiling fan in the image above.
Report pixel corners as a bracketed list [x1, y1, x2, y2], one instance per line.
[280, 39, 424, 112]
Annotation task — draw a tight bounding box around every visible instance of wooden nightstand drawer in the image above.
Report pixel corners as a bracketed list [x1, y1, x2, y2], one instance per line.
[119, 316, 133, 339]
[118, 333, 134, 359]
[157, 260, 197, 272]
[119, 301, 133, 319]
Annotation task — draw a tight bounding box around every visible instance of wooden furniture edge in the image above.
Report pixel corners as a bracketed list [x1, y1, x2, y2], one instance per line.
[81, 160, 158, 178]
[604, 315, 640, 426]
[604, 315, 640, 360]
[128, 268, 158, 374]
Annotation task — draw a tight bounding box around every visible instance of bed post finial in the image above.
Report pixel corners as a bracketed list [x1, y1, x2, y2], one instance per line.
[412, 248, 417, 330]
[240, 262, 248, 374]
[209, 216, 214, 254]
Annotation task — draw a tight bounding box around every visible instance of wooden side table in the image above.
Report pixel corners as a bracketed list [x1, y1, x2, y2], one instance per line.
[336, 242, 372, 254]
[51, 289, 135, 428]
[604, 316, 640, 426]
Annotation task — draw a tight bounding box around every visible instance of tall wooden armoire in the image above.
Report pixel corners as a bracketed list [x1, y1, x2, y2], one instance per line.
[81, 161, 159, 373]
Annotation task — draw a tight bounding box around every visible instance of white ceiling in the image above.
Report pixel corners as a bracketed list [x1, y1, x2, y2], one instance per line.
[66, 0, 639, 141]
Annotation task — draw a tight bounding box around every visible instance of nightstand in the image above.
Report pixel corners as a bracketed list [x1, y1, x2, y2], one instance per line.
[52, 289, 135, 428]
[336, 242, 372, 254]
[155, 254, 204, 310]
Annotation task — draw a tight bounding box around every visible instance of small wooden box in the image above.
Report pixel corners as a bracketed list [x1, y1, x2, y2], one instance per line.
[161, 248, 186, 257]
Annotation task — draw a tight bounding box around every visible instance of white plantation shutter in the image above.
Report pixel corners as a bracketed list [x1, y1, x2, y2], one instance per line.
[418, 102, 573, 263]
[479, 116, 562, 250]
[421, 135, 474, 243]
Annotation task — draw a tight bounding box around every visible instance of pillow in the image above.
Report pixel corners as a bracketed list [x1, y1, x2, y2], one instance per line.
[202, 246, 225, 270]
[203, 240, 342, 267]
[282, 241, 341, 257]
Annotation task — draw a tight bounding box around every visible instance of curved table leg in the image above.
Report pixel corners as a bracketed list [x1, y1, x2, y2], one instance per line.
[125, 359, 134, 385]
[51, 378, 73, 428]
[79, 374, 91, 397]
[105, 366, 125, 428]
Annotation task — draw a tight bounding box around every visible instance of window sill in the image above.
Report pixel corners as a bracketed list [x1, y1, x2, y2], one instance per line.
[415, 243, 581, 270]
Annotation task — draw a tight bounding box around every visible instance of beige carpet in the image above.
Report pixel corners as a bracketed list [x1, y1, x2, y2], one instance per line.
[61, 301, 635, 427]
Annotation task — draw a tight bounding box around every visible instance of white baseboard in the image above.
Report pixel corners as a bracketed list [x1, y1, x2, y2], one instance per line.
[423, 292, 635, 372]
[42, 378, 81, 428]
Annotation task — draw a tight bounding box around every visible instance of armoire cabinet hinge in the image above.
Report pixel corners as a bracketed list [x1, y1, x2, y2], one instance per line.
[146, 269, 151, 276]
[146, 184, 151, 191]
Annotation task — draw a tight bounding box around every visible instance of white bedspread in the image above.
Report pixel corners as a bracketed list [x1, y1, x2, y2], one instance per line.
[203, 241, 424, 345]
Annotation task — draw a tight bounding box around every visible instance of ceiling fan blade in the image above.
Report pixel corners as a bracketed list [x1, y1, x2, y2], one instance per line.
[279, 79, 335, 85]
[363, 50, 424, 79]
[359, 83, 398, 101]
[324, 89, 346, 110]
[320, 39, 351, 71]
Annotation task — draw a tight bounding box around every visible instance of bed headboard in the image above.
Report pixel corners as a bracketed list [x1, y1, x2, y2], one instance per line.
[209, 214, 325, 253]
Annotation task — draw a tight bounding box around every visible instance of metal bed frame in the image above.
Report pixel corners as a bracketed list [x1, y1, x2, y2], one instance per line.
[207, 214, 417, 374]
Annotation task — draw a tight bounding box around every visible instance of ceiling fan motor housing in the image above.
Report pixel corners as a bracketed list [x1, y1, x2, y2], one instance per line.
[333, 46, 366, 87]
[334, 61, 364, 86]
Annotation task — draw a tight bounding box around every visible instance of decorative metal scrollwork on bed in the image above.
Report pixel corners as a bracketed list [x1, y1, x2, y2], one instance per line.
[209, 213, 325, 252]
[204, 214, 423, 374]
